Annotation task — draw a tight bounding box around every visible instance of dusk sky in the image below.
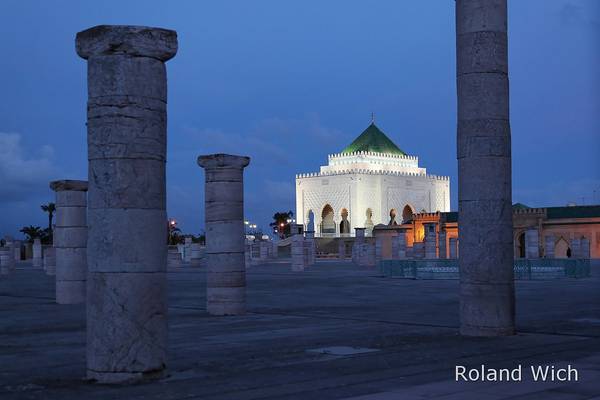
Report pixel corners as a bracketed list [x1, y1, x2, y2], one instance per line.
[1, 0, 598, 237]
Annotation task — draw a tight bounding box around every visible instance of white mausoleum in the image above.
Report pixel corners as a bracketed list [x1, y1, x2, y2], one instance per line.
[295, 122, 450, 236]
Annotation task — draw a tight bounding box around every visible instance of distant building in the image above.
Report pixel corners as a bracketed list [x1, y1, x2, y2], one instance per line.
[396, 204, 600, 259]
[295, 122, 450, 237]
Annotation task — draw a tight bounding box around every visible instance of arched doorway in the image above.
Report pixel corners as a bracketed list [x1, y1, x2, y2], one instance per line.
[554, 237, 570, 259]
[516, 232, 526, 258]
[402, 205, 414, 223]
[389, 209, 398, 225]
[339, 208, 350, 235]
[321, 204, 336, 235]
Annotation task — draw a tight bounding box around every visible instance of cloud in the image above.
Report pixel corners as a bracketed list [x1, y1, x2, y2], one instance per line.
[0, 132, 60, 203]
[179, 113, 345, 168]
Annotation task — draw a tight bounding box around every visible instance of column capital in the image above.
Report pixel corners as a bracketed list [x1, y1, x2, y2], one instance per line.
[50, 180, 88, 192]
[198, 154, 250, 170]
[76, 25, 178, 61]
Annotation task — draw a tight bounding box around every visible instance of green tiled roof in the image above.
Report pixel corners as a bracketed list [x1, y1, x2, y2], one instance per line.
[341, 123, 406, 155]
[512, 203, 530, 210]
[546, 205, 600, 219]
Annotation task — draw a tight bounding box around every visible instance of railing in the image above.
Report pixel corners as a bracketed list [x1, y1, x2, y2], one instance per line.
[379, 258, 591, 280]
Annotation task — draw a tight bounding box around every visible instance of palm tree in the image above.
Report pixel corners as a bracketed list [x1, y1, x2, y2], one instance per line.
[270, 210, 294, 237]
[41, 202, 56, 232]
[20, 226, 43, 243]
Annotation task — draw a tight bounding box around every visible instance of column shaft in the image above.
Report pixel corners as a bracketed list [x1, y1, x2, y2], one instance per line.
[50, 180, 88, 304]
[198, 154, 250, 315]
[456, 0, 515, 336]
[77, 25, 177, 383]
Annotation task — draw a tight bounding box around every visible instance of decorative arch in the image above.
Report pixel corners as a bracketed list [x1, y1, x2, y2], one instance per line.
[321, 204, 336, 235]
[516, 231, 526, 258]
[306, 209, 315, 232]
[554, 237, 570, 259]
[389, 208, 398, 226]
[339, 208, 350, 235]
[402, 204, 414, 223]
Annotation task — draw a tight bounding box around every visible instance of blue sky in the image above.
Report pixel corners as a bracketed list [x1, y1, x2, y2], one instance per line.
[1, 0, 598, 236]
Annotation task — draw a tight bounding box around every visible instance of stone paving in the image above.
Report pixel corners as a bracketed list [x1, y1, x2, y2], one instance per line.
[1, 259, 599, 399]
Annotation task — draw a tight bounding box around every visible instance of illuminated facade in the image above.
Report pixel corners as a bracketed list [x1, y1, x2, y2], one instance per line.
[295, 122, 451, 236]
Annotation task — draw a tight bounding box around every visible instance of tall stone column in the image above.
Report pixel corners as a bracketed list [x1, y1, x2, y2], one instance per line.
[544, 235, 555, 258]
[424, 223, 437, 259]
[457, 0, 515, 336]
[76, 25, 177, 383]
[525, 228, 539, 259]
[50, 180, 88, 304]
[198, 154, 250, 315]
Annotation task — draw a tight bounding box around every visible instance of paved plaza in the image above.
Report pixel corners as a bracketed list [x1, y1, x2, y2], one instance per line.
[1, 260, 599, 399]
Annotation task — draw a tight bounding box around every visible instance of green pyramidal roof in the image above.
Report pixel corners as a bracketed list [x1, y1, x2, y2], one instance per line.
[341, 123, 406, 155]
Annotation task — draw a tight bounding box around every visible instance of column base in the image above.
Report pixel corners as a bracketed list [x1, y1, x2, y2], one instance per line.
[87, 368, 166, 384]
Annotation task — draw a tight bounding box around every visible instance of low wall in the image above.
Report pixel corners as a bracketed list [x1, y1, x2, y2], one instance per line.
[379, 258, 591, 280]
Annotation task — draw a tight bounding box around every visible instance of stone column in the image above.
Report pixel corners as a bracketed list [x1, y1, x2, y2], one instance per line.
[76, 25, 177, 383]
[245, 242, 252, 268]
[168, 245, 182, 268]
[190, 243, 203, 267]
[449, 238, 458, 259]
[271, 241, 278, 258]
[438, 230, 447, 259]
[32, 238, 43, 267]
[457, 0, 515, 336]
[259, 241, 269, 261]
[183, 237, 192, 264]
[338, 240, 346, 259]
[44, 247, 56, 275]
[291, 234, 305, 271]
[544, 235, 555, 258]
[50, 180, 88, 304]
[353, 228, 365, 264]
[305, 230, 316, 266]
[3, 236, 15, 272]
[525, 228, 539, 259]
[14, 240, 22, 261]
[423, 223, 437, 259]
[0, 247, 11, 275]
[198, 154, 250, 316]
